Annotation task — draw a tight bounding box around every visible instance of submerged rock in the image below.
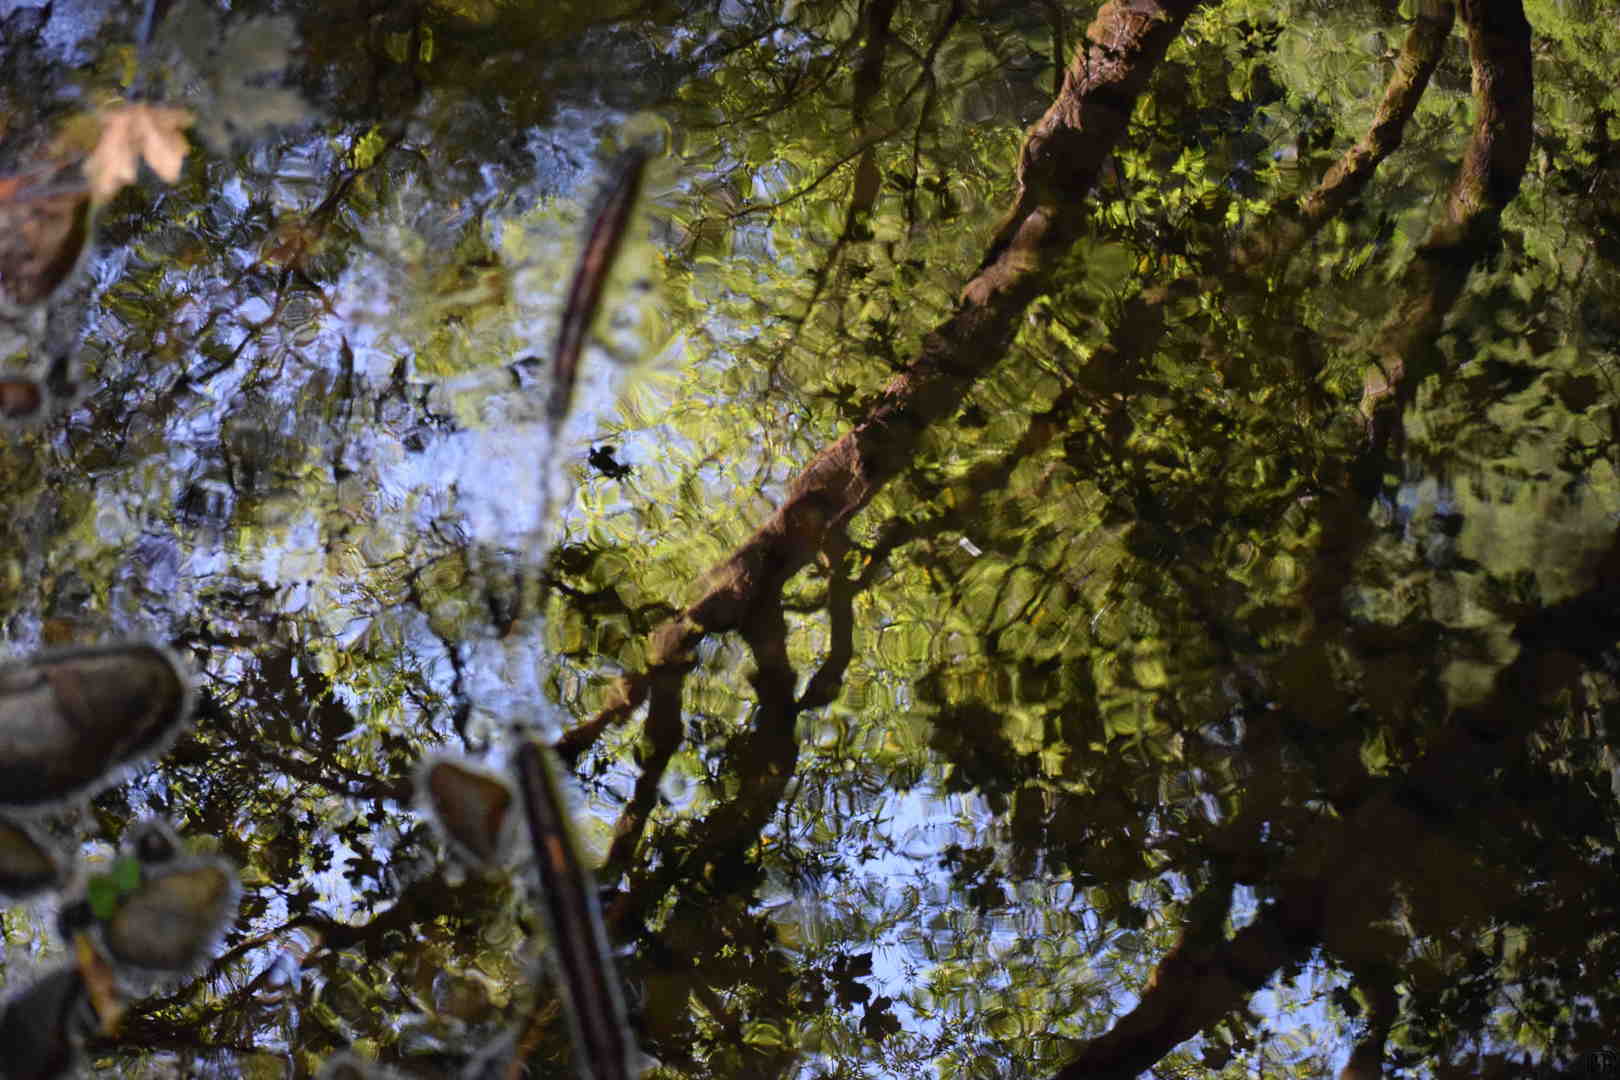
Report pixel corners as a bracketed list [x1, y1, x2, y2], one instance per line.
[0, 643, 193, 809]
[0, 816, 64, 900]
[0, 965, 96, 1080]
[100, 858, 239, 973]
[418, 756, 516, 868]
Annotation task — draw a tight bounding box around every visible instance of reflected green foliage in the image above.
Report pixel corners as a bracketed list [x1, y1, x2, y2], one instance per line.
[1, 0, 1620, 1078]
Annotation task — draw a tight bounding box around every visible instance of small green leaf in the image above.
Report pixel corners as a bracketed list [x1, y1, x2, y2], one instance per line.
[88, 876, 120, 919]
[110, 855, 143, 892]
[87, 856, 145, 919]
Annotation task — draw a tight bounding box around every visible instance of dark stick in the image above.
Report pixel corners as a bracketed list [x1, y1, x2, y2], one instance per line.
[548, 148, 650, 425]
[512, 738, 634, 1080]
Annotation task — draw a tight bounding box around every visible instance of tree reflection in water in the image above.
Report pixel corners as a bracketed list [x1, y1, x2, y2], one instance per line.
[4, 0, 1620, 1078]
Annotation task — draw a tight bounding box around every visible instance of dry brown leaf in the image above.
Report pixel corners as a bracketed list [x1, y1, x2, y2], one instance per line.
[83, 104, 194, 204]
[0, 378, 46, 419]
[0, 170, 91, 305]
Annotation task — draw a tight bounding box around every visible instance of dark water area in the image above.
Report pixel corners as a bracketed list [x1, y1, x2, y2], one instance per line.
[2, 1, 1620, 1078]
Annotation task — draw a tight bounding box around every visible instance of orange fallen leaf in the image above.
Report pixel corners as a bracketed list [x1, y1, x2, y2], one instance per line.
[83, 103, 194, 204]
[75, 931, 126, 1035]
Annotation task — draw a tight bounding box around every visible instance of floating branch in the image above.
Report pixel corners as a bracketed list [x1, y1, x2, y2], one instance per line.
[513, 738, 634, 1080]
[548, 146, 650, 426]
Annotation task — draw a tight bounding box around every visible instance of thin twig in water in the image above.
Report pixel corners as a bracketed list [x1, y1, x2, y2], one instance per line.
[510, 739, 634, 1080]
[534, 147, 650, 564]
[548, 148, 650, 426]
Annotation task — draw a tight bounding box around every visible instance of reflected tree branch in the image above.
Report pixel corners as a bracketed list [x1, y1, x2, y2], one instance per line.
[782, 0, 900, 347]
[1235, 0, 1456, 270]
[557, 0, 1206, 764]
[1052, 5, 1539, 1072]
[1055, 527, 1615, 1078]
[1337, 963, 1400, 1080]
[513, 740, 635, 1080]
[1358, 0, 1534, 455]
[599, 661, 688, 885]
[799, 540, 859, 711]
